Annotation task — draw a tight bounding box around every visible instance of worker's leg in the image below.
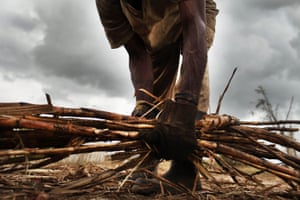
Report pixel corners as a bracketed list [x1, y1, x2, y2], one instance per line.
[151, 43, 181, 101]
[124, 34, 157, 118]
[197, 0, 218, 114]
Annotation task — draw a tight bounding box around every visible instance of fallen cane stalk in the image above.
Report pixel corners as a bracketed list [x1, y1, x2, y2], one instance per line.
[234, 126, 300, 152]
[240, 120, 300, 126]
[118, 150, 152, 191]
[0, 115, 144, 138]
[0, 141, 144, 157]
[229, 126, 300, 169]
[197, 140, 300, 183]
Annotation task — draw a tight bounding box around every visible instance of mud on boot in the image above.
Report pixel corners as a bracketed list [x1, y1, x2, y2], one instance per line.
[131, 160, 201, 195]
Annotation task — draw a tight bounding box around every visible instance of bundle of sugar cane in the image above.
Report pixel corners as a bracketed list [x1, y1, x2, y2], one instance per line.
[0, 101, 300, 196]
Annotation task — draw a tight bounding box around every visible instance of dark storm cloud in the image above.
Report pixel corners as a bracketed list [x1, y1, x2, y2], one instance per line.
[5, 11, 39, 32]
[0, 2, 41, 73]
[287, 10, 300, 79]
[290, 35, 300, 65]
[244, 0, 300, 10]
[32, 0, 131, 97]
[210, 0, 300, 120]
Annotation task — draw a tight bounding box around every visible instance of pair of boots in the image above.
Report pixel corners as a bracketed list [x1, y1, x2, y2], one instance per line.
[131, 99, 202, 194]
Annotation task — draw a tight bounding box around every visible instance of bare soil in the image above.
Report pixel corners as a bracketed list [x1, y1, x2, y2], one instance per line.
[0, 160, 296, 200]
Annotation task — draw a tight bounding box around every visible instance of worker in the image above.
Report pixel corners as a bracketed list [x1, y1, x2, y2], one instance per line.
[96, 0, 218, 194]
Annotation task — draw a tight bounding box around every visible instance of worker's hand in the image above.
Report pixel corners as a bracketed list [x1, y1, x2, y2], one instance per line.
[139, 123, 197, 161]
[139, 100, 198, 161]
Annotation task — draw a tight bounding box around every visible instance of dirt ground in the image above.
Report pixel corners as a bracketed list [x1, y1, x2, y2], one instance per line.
[0, 159, 296, 200]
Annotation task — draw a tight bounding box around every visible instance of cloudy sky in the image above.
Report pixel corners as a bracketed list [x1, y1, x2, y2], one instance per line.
[1, 0, 300, 125]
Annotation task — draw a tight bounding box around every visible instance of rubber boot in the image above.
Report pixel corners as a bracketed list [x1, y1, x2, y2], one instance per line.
[158, 100, 200, 193]
[163, 160, 200, 192]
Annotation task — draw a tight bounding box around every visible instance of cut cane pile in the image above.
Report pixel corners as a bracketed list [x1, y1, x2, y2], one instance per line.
[0, 99, 299, 200]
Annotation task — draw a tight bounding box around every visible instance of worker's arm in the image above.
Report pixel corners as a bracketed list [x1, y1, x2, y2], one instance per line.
[176, 0, 207, 105]
[140, 0, 208, 160]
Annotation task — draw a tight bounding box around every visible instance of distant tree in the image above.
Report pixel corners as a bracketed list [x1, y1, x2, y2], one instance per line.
[255, 86, 296, 156]
[255, 86, 279, 122]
